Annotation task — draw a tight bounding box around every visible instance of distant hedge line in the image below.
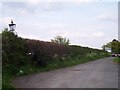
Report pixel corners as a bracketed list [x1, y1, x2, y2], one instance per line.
[2, 29, 109, 75]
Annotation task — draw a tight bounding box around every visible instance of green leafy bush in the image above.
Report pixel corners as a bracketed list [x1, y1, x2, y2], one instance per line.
[2, 29, 30, 74]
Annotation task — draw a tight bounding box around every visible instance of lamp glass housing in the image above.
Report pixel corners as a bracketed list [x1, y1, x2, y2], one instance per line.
[9, 23, 16, 31]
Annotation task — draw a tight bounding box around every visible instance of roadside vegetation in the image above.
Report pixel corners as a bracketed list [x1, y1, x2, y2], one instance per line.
[2, 28, 109, 89]
[102, 39, 120, 64]
[102, 39, 120, 54]
[113, 57, 120, 63]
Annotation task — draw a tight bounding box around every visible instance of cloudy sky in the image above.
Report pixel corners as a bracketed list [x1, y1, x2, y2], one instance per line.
[0, 0, 119, 49]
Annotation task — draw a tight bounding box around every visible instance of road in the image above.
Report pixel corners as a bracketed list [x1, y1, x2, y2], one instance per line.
[12, 57, 118, 88]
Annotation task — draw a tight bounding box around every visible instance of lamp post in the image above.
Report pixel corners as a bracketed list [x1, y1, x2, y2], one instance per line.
[9, 20, 16, 32]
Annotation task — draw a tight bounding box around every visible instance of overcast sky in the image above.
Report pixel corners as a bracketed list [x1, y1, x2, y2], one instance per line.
[0, 0, 119, 49]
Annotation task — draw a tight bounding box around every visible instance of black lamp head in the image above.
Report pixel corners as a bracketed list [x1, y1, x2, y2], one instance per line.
[9, 20, 16, 31]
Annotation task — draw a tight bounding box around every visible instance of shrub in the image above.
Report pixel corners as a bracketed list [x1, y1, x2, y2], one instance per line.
[2, 29, 30, 75]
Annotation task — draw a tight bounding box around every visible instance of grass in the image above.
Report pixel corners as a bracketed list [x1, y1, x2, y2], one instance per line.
[2, 75, 14, 89]
[113, 57, 120, 63]
[42, 55, 109, 71]
[2, 53, 109, 89]
[2, 65, 39, 90]
[0, 74, 2, 90]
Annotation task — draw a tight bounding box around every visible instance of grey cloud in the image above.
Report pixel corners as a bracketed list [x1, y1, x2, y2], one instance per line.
[2, 2, 36, 14]
[96, 13, 117, 22]
[37, 2, 63, 11]
[2, 2, 65, 14]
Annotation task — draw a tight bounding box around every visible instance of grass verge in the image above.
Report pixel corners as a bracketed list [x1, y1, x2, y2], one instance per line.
[113, 57, 120, 64]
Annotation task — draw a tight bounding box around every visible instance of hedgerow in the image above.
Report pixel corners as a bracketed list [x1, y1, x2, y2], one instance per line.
[2, 29, 109, 88]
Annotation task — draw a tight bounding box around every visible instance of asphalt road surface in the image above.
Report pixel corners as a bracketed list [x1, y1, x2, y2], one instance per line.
[12, 57, 118, 88]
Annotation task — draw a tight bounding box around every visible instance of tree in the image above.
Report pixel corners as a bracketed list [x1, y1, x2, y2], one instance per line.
[102, 42, 111, 51]
[111, 39, 120, 53]
[51, 35, 70, 45]
[102, 39, 120, 53]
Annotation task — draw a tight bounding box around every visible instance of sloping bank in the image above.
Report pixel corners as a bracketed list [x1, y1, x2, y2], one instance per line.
[2, 29, 110, 89]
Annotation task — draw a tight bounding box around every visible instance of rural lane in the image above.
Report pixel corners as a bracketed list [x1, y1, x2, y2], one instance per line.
[12, 57, 118, 88]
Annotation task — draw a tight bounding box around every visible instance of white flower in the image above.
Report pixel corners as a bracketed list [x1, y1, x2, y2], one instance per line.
[17, 70, 24, 76]
[20, 70, 23, 73]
